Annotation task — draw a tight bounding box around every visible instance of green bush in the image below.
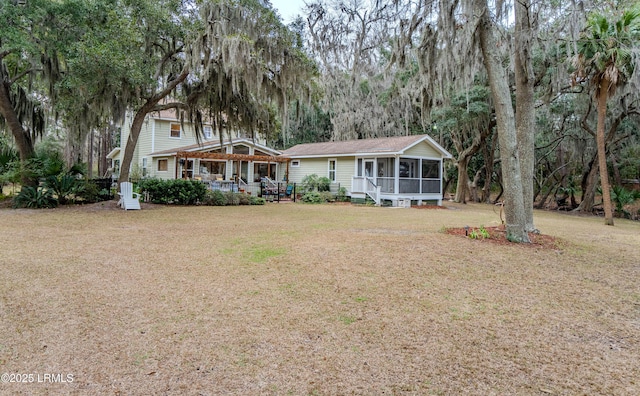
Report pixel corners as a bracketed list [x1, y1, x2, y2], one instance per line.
[12, 186, 58, 209]
[301, 191, 323, 203]
[76, 180, 112, 203]
[319, 191, 335, 202]
[302, 190, 336, 203]
[224, 191, 241, 205]
[139, 178, 207, 205]
[204, 189, 226, 206]
[44, 175, 84, 205]
[301, 174, 331, 192]
[336, 187, 349, 202]
[249, 195, 266, 205]
[611, 186, 640, 218]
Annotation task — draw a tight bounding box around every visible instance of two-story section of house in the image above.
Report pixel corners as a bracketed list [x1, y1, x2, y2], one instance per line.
[107, 108, 282, 185]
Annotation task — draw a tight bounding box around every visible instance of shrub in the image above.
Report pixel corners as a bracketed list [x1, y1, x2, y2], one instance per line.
[138, 179, 207, 205]
[317, 177, 331, 192]
[336, 187, 349, 202]
[301, 191, 324, 203]
[319, 191, 335, 202]
[238, 193, 250, 205]
[76, 180, 113, 203]
[44, 175, 84, 205]
[204, 189, 226, 206]
[249, 195, 266, 205]
[13, 186, 57, 209]
[611, 185, 640, 218]
[224, 191, 241, 206]
[301, 174, 331, 192]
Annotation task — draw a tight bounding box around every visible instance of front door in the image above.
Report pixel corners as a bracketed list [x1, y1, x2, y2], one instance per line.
[364, 160, 375, 179]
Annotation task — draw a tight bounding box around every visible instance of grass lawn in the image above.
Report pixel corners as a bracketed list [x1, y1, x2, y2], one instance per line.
[1, 201, 639, 395]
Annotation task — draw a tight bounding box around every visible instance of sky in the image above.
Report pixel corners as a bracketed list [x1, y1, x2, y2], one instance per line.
[269, 0, 306, 24]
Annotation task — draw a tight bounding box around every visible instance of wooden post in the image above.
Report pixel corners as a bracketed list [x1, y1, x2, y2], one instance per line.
[174, 154, 179, 179]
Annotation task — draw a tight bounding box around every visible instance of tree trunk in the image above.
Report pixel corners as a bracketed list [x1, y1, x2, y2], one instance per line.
[87, 129, 94, 179]
[576, 154, 598, 212]
[514, 0, 536, 232]
[454, 158, 470, 203]
[0, 79, 36, 187]
[475, 1, 530, 242]
[481, 136, 495, 203]
[117, 68, 189, 186]
[596, 81, 614, 225]
[118, 103, 155, 186]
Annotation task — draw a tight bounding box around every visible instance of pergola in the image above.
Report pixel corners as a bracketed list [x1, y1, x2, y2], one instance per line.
[174, 151, 290, 180]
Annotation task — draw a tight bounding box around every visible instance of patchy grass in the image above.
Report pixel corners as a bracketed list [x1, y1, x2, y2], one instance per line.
[0, 201, 639, 395]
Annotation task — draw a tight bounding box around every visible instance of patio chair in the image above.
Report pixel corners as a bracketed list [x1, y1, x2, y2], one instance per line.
[279, 184, 293, 198]
[118, 181, 141, 210]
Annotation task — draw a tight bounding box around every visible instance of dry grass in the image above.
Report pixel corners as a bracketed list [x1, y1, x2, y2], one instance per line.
[0, 201, 639, 395]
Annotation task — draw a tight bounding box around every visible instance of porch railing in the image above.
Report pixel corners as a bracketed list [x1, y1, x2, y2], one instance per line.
[354, 176, 441, 195]
[365, 177, 381, 205]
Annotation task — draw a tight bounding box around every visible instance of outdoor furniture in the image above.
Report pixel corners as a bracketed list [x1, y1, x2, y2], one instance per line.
[118, 182, 141, 210]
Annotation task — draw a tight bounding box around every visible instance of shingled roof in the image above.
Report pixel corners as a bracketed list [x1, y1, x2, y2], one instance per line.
[281, 134, 451, 158]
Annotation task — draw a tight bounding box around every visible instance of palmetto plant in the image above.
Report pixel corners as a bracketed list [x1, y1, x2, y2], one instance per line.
[12, 186, 57, 209]
[573, 8, 640, 225]
[44, 175, 84, 205]
[610, 185, 640, 217]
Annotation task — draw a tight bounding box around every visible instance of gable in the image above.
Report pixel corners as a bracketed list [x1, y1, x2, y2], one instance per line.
[404, 141, 441, 158]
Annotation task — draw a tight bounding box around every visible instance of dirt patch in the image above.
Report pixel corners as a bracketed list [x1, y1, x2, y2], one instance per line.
[445, 225, 562, 249]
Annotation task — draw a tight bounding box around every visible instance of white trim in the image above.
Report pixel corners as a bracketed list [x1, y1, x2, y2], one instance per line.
[149, 138, 282, 157]
[169, 122, 182, 139]
[328, 158, 337, 182]
[157, 158, 169, 172]
[203, 125, 213, 139]
[151, 119, 156, 152]
[106, 147, 121, 159]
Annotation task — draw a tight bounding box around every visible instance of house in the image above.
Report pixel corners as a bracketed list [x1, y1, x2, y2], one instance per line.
[280, 135, 452, 206]
[107, 109, 286, 194]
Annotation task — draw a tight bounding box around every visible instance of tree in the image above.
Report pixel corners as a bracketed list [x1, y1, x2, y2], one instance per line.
[188, 0, 315, 148]
[305, 0, 421, 141]
[573, 8, 640, 225]
[432, 85, 494, 204]
[0, 0, 83, 186]
[515, 0, 537, 232]
[473, 0, 530, 242]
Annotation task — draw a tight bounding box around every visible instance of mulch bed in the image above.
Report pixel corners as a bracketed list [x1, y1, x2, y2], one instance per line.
[411, 205, 448, 209]
[445, 225, 561, 249]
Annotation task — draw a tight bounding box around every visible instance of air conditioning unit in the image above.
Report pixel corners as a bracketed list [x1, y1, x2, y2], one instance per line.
[397, 198, 411, 208]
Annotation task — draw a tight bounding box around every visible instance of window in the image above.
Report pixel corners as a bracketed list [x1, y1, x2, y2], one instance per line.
[157, 159, 168, 172]
[254, 163, 277, 182]
[422, 160, 440, 178]
[142, 157, 148, 177]
[328, 159, 337, 182]
[291, 160, 300, 168]
[170, 123, 181, 138]
[203, 126, 212, 139]
[233, 145, 250, 155]
[399, 158, 419, 178]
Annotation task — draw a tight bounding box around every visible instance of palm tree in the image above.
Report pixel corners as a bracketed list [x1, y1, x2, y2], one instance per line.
[573, 8, 640, 225]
